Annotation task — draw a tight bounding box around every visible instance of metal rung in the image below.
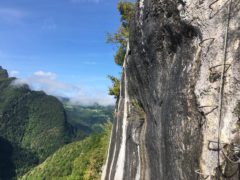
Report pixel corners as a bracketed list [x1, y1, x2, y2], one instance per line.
[195, 169, 210, 179]
[209, 64, 231, 71]
[208, 140, 227, 151]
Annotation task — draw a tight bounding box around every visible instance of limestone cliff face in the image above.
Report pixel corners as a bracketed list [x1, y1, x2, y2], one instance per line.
[102, 0, 240, 179]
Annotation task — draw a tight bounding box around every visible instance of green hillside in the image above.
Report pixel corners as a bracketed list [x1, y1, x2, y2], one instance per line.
[0, 66, 114, 180]
[0, 67, 75, 179]
[64, 103, 114, 133]
[21, 123, 111, 180]
[0, 137, 16, 180]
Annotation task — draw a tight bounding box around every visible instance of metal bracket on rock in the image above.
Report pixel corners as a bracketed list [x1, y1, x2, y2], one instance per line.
[195, 169, 210, 180]
[208, 140, 227, 151]
[209, 0, 231, 19]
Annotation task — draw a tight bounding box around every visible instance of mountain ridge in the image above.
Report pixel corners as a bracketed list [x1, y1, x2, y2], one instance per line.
[0, 66, 114, 180]
[0, 66, 75, 179]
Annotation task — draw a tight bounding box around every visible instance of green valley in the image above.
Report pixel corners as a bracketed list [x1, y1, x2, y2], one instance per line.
[0, 66, 76, 179]
[21, 123, 111, 180]
[0, 66, 113, 180]
[63, 100, 114, 134]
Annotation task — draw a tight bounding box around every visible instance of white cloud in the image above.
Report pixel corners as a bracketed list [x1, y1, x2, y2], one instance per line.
[69, 91, 115, 106]
[34, 71, 57, 80]
[11, 78, 29, 88]
[9, 70, 19, 77]
[11, 70, 115, 106]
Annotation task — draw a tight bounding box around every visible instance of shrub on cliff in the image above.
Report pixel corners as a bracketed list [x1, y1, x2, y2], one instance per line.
[108, 0, 134, 99]
[108, 75, 120, 99]
[107, 0, 134, 66]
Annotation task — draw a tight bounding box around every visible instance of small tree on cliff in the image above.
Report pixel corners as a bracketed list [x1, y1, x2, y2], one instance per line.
[108, 0, 134, 99]
[108, 75, 121, 99]
[107, 0, 134, 66]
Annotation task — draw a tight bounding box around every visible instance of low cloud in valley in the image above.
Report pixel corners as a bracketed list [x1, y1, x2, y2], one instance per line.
[12, 70, 115, 106]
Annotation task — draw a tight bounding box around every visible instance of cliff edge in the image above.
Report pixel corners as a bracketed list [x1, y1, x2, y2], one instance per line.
[102, 0, 240, 179]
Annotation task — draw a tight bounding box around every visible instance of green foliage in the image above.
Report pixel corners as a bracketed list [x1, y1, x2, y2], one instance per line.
[64, 104, 114, 134]
[0, 66, 9, 79]
[13, 145, 39, 177]
[107, 0, 134, 66]
[107, 26, 128, 47]
[21, 123, 112, 180]
[21, 94, 70, 160]
[107, 1, 134, 99]
[0, 137, 16, 180]
[114, 45, 126, 66]
[131, 98, 145, 120]
[108, 75, 120, 99]
[118, 1, 134, 29]
[0, 67, 115, 179]
[0, 74, 75, 178]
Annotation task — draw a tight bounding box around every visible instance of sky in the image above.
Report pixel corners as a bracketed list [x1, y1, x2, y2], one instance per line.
[0, 0, 123, 106]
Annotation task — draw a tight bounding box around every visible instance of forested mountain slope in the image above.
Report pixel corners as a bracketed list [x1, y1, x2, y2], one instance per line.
[0, 66, 74, 179]
[63, 102, 114, 133]
[0, 66, 114, 180]
[21, 124, 111, 180]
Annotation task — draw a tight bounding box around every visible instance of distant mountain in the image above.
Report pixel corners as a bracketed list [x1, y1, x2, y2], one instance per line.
[63, 101, 114, 134]
[0, 66, 76, 179]
[0, 66, 114, 180]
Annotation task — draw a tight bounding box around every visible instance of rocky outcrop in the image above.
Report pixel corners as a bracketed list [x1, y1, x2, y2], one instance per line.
[102, 0, 240, 180]
[0, 66, 9, 78]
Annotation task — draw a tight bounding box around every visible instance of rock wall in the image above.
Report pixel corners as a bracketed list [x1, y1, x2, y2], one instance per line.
[102, 0, 240, 179]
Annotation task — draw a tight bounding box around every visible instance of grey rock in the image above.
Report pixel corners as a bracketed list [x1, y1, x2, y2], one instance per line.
[102, 0, 240, 180]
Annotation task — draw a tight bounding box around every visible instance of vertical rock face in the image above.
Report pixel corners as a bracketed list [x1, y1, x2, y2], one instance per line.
[102, 0, 240, 179]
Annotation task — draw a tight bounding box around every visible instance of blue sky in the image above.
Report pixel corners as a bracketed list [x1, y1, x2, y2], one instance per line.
[0, 0, 123, 105]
